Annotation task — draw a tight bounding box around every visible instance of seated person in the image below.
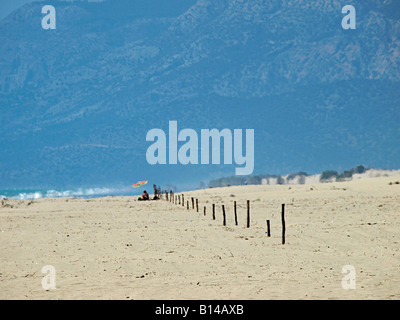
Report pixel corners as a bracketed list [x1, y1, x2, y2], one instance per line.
[138, 190, 149, 201]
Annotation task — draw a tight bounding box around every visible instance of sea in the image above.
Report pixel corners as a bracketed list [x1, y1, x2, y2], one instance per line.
[0, 186, 138, 200]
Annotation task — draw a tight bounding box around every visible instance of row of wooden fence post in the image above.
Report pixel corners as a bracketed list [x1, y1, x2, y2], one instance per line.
[166, 190, 286, 244]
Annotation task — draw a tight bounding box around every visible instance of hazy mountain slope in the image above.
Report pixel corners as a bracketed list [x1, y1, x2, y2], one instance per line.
[0, 0, 399, 188]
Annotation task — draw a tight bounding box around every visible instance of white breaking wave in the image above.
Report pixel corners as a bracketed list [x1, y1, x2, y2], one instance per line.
[3, 187, 132, 200]
[45, 187, 118, 198]
[14, 192, 44, 200]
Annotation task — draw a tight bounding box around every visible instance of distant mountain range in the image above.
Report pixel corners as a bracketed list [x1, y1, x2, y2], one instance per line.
[0, 0, 399, 189]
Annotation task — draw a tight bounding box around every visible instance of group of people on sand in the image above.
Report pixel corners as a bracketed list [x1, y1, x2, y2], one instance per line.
[138, 190, 160, 201]
[138, 184, 162, 201]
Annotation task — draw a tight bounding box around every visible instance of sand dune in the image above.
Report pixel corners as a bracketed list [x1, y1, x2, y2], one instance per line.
[1, 175, 399, 300]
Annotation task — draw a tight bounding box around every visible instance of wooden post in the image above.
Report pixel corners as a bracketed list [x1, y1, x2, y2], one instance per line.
[178, 195, 181, 205]
[165, 191, 168, 201]
[196, 199, 199, 212]
[247, 200, 250, 228]
[234, 201, 238, 226]
[191, 197, 194, 210]
[204, 206, 206, 216]
[187, 200, 189, 210]
[222, 205, 226, 226]
[266, 220, 271, 237]
[175, 195, 177, 204]
[281, 204, 286, 245]
[212, 204, 215, 220]
[182, 195, 184, 207]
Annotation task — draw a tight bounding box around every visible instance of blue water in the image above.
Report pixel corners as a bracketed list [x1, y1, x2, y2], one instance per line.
[0, 186, 138, 200]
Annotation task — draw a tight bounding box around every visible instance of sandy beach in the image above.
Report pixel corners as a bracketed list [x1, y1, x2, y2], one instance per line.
[1, 175, 399, 300]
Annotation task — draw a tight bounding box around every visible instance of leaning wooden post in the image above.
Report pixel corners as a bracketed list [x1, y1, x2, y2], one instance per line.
[266, 220, 271, 237]
[222, 205, 226, 226]
[191, 197, 194, 210]
[212, 204, 215, 220]
[204, 206, 206, 216]
[247, 200, 250, 228]
[234, 201, 238, 226]
[196, 199, 199, 212]
[281, 204, 286, 245]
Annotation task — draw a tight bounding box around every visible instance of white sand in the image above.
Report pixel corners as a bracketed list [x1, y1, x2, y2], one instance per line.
[1, 175, 399, 299]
